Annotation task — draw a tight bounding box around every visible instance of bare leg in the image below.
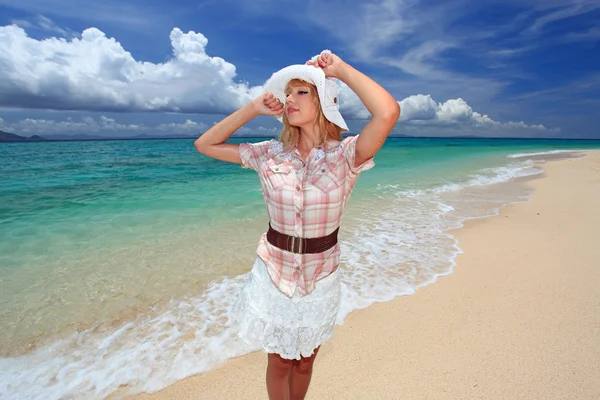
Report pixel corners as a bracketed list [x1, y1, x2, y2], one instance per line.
[267, 353, 294, 400]
[289, 346, 320, 400]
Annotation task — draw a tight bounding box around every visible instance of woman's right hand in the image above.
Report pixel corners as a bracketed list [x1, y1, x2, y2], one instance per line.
[251, 92, 284, 116]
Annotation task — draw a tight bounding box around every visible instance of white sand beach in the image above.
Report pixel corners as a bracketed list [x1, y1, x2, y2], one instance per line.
[125, 151, 600, 400]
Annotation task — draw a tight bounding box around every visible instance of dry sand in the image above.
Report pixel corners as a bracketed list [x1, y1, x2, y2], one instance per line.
[126, 151, 600, 400]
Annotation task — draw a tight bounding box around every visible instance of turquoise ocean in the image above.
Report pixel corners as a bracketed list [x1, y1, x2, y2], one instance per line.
[1, 137, 599, 399]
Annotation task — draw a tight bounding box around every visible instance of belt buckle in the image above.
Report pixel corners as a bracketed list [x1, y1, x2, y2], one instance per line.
[288, 235, 304, 254]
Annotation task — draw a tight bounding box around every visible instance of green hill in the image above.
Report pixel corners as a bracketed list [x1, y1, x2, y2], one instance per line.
[0, 131, 50, 142]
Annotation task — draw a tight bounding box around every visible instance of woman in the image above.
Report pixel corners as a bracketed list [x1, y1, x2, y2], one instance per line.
[194, 51, 400, 400]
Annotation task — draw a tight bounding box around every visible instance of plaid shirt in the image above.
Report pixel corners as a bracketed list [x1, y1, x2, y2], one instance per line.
[239, 134, 375, 297]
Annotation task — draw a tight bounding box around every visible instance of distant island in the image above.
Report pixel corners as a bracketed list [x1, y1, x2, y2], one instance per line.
[0, 131, 202, 142]
[1, 130, 592, 142]
[0, 130, 51, 142]
[0, 131, 465, 142]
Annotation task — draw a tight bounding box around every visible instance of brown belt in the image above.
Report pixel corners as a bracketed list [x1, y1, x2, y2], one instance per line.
[267, 222, 339, 254]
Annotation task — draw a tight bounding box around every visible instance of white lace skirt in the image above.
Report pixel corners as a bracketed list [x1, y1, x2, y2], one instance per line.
[232, 256, 341, 360]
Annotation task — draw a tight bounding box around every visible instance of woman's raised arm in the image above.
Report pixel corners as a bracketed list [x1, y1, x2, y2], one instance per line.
[194, 93, 284, 164]
[308, 52, 400, 168]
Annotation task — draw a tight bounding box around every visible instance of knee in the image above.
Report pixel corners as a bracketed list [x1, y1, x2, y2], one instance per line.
[294, 357, 315, 375]
[268, 354, 294, 376]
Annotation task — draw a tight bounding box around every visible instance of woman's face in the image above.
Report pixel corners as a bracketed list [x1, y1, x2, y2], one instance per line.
[284, 80, 318, 128]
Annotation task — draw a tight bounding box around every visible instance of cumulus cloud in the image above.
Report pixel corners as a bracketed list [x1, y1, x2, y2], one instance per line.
[0, 24, 259, 114]
[156, 119, 208, 131]
[230, 125, 279, 137]
[399, 95, 551, 130]
[336, 82, 372, 120]
[339, 89, 551, 130]
[0, 116, 208, 135]
[0, 116, 143, 135]
[0, 115, 282, 136]
[0, 24, 552, 133]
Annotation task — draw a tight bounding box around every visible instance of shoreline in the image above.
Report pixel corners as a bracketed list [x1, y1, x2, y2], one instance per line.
[124, 152, 600, 399]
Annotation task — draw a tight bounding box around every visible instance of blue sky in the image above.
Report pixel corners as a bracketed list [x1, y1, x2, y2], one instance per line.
[0, 0, 598, 138]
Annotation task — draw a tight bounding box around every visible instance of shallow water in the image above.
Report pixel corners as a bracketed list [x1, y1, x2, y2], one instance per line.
[1, 137, 599, 399]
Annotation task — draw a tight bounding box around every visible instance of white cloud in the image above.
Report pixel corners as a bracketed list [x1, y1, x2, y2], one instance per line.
[0, 24, 553, 134]
[0, 115, 143, 134]
[338, 87, 551, 130]
[157, 119, 208, 131]
[301, 0, 472, 81]
[336, 82, 372, 120]
[0, 0, 164, 30]
[0, 115, 284, 136]
[10, 19, 33, 28]
[381, 40, 458, 79]
[488, 45, 536, 58]
[306, 0, 416, 61]
[565, 26, 600, 42]
[0, 24, 259, 114]
[12, 15, 76, 37]
[0, 107, 553, 137]
[399, 95, 552, 130]
[526, 2, 600, 33]
[398, 94, 437, 121]
[257, 126, 278, 133]
[231, 125, 279, 137]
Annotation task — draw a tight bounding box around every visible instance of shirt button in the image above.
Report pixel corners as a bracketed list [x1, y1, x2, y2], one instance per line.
[296, 212, 300, 218]
[296, 185, 301, 191]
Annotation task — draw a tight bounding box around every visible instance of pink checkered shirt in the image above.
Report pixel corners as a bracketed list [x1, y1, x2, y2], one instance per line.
[239, 134, 375, 297]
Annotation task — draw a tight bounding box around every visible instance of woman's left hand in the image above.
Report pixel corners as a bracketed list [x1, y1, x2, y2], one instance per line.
[306, 52, 346, 79]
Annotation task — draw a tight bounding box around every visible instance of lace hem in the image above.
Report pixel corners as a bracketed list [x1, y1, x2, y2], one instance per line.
[233, 303, 337, 360]
[232, 257, 341, 360]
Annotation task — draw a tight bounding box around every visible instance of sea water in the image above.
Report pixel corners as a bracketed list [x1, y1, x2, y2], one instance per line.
[1, 137, 599, 399]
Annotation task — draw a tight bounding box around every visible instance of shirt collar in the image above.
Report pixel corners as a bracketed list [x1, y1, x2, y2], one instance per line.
[272, 139, 342, 162]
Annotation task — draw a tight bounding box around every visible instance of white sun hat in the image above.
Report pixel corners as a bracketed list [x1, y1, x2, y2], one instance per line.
[263, 56, 349, 133]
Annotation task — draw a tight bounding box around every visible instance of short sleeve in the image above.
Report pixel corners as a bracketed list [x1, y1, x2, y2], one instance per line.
[342, 134, 375, 176]
[239, 139, 273, 171]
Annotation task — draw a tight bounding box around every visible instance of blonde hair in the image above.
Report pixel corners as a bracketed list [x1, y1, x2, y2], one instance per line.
[278, 79, 343, 151]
